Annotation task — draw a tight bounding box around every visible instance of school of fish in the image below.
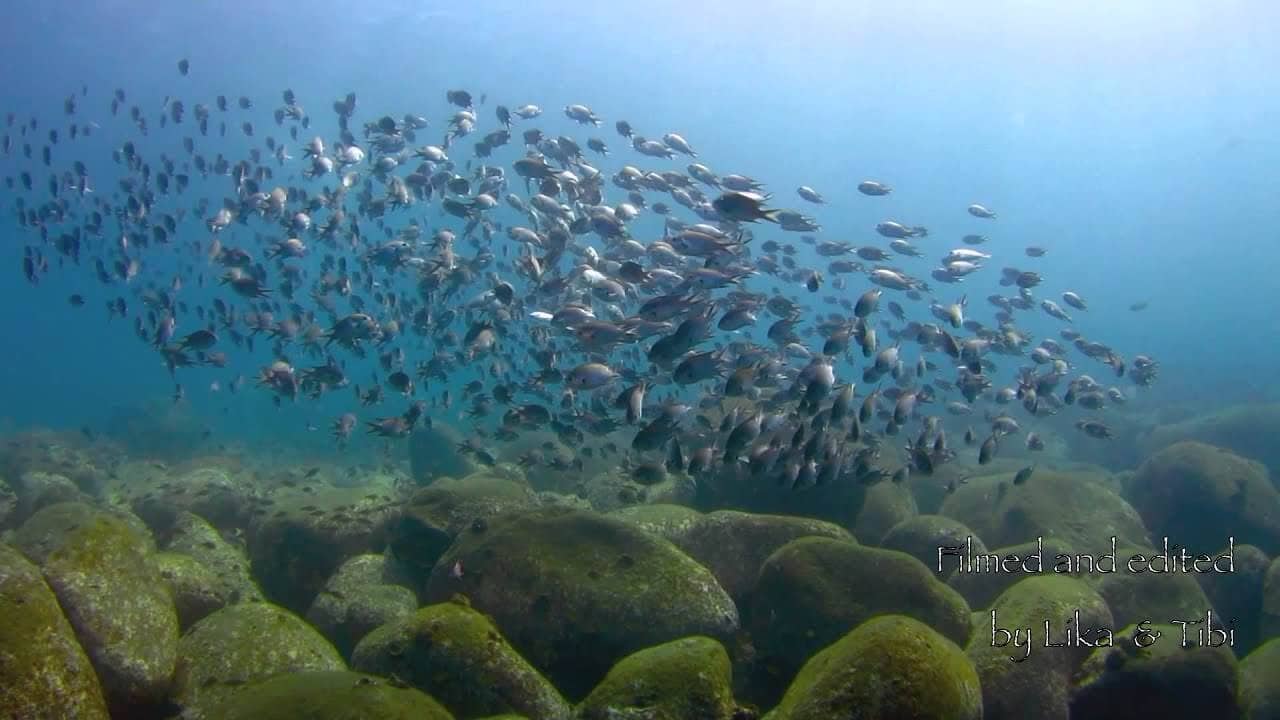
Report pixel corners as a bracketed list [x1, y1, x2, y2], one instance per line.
[5, 59, 1162, 495]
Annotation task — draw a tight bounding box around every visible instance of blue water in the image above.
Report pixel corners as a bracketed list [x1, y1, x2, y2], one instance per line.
[2, 0, 1278, 453]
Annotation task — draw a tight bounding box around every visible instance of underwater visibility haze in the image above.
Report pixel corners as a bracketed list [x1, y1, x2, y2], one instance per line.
[2, 1, 1280, 719]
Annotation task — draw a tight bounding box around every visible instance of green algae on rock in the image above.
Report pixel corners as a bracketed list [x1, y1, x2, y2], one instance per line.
[389, 473, 540, 577]
[1139, 403, 1280, 481]
[946, 537, 1080, 611]
[171, 601, 346, 712]
[307, 553, 419, 659]
[1087, 545, 1216, 629]
[200, 670, 455, 720]
[156, 550, 232, 631]
[1071, 622, 1241, 720]
[880, 514, 988, 581]
[967, 576, 1114, 720]
[666, 509, 853, 609]
[247, 483, 401, 612]
[576, 636, 737, 720]
[852, 480, 918, 545]
[11, 502, 178, 714]
[607, 502, 704, 543]
[1241, 638, 1280, 720]
[1127, 441, 1280, 556]
[120, 463, 260, 534]
[352, 599, 571, 720]
[940, 468, 1150, 558]
[163, 510, 264, 606]
[751, 537, 971, 677]
[1198, 542, 1270, 656]
[767, 615, 981, 720]
[423, 507, 739, 700]
[1264, 557, 1280, 640]
[0, 543, 110, 720]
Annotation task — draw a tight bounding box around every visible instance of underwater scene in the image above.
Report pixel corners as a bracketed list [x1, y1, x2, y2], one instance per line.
[2, 1, 1279, 718]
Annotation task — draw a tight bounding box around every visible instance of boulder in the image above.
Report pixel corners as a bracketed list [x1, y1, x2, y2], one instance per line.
[352, 599, 570, 720]
[0, 543, 110, 719]
[423, 507, 738, 699]
[576, 636, 737, 720]
[767, 615, 981, 720]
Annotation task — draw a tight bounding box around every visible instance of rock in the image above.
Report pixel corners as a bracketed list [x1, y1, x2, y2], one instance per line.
[163, 511, 264, 606]
[352, 599, 570, 720]
[11, 502, 178, 714]
[669, 510, 853, 610]
[247, 484, 400, 612]
[607, 503, 704, 543]
[1088, 546, 1216, 629]
[122, 464, 260, 534]
[10, 471, 92, 525]
[156, 551, 230, 631]
[409, 424, 476, 485]
[947, 537, 1079, 610]
[767, 615, 981, 720]
[750, 537, 971, 688]
[171, 602, 346, 713]
[1127, 442, 1280, 555]
[0, 543, 110, 719]
[852, 480, 917, 544]
[697, 461, 867, 529]
[1140, 403, 1280, 480]
[424, 507, 739, 699]
[967, 576, 1114, 720]
[940, 468, 1150, 558]
[200, 670, 454, 719]
[307, 553, 418, 658]
[1071, 623, 1241, 720]
[1264, 558, 1280, 639]
[576, 636, 737, 720]
[388, 474, 540, 579]
[0, 432, 111, 497]
[1197, 543, 1270, 657]
[0, 474, 16, 529]
[1241, 638, 1280, 720]
[880, 515, 987, 581]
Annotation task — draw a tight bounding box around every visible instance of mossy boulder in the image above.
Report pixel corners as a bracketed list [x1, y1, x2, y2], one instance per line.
[1127, 442, 1280, 555]
[1087, 546, 1216, 629]
[1198, 543, 1270, 656]
[1241, 638, 1280, 720]
[0, 474, 16, 529]
[171, 601, 345, 712]
[0, 432, 111, 497]
[200, 670, 454, 719]
[768, 615, 981, 720]
[667, 510, 853, 608]
[966, 576, 1113, 720]
[307, 553, 419, 659]
[9, 470, 93, 527]
[247, 484, 400, 612]
[352, 599, 570, 720]
[11, 502, 178, 714]
[852, 481, 918, 545]
[156, 551, 230, 631]
[750, 537, 971, 686]
[1140, 403, 1280, 480]
[880, 515, 987, 581]
[941, 468, 1150, 558]
[423, 507, 739, 699]
[0, 543, 110, 719]
[607, 503, 704, 543]
[1071, 623, 1241, 720]
[1264, 558, 1280, 639]
[389, 474, 540, 578]
[410, 423, 476, 485]
[946, 537, 1080, 610]
[576, 636, 737, 720]
[120, 464, 260, 534]
[163, 510, 264, 606]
